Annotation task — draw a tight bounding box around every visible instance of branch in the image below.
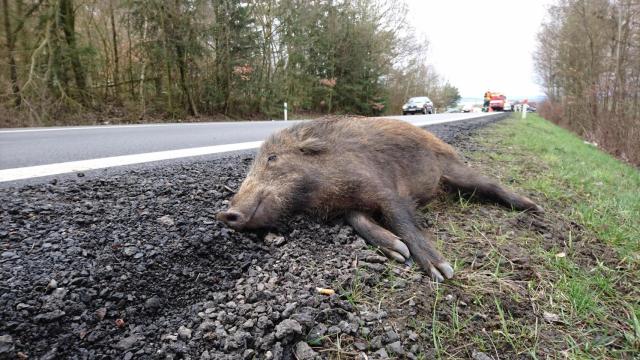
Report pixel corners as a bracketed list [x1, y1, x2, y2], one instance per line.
[10, 0, 45, 37]
[90, 77, 159, 88]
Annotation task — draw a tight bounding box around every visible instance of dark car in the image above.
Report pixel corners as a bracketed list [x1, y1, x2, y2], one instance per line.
[402, 96, 433, 115]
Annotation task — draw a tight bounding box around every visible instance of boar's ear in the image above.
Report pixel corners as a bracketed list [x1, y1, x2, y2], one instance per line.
[298, 137, 328, 155]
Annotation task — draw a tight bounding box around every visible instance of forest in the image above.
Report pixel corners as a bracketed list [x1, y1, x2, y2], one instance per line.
[535, 0, 640, 165]
[0, 0, 460, 127]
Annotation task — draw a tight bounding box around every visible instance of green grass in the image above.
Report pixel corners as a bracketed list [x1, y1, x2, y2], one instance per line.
[483, 114, 640, 258]
[475, 114, 640, 357]
[326, 114, 639, 359]
[340, 268, 366, 307]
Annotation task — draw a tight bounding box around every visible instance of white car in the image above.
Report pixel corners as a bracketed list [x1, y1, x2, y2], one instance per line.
[461, 104, 474, 113]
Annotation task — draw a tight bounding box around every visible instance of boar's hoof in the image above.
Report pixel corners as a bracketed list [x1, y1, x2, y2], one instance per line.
[522, 197, 545, 214]
[438, 262, 454, 279]
[532, 204, 545, 213]
[392, 240, 411, 259]
[378, 240, 410, 263]
[380, 248, 407, 263]
[429, 262, 454, 283]
[404, 257, 414, 267]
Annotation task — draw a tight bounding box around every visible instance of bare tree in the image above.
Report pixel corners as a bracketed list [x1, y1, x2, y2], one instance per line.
[535, 0, 640, 165]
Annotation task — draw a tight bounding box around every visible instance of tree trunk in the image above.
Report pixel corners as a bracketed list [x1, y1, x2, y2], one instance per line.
[110, 0, 120, 101]
[126, 14, 135, 98]
[59, 0, 88, 101]
[139, 17, 148, 120]
[175, 41, 198, 116]
[159, 9, 174, 117]
[2, 0, 22, 107]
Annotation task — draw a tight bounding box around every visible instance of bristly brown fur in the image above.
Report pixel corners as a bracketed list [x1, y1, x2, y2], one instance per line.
[218, 116, 542, 281]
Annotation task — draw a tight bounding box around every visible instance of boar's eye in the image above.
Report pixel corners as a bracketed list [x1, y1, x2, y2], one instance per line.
[267, 154, 277, 162]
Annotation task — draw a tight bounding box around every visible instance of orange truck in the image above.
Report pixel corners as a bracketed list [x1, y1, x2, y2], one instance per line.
[489, 92, 507, 111]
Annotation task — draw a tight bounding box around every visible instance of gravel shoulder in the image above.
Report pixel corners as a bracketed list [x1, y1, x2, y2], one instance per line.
[0, 115, 551, 360]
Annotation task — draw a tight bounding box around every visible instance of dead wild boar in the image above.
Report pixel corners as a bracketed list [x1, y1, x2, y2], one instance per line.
[217, 117, 542, 281]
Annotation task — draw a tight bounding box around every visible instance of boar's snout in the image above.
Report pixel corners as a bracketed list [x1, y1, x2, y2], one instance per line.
[217, 193, 272, 230]
[216, 209, 247, 230]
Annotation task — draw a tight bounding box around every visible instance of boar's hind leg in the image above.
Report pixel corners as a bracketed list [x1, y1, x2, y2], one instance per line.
[442, 163, 543, 212]
[382, 200, 454, 282]
[346, 212, 410, 263]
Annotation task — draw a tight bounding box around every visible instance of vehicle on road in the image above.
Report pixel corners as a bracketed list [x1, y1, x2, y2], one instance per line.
[503, 102, 513, 112]
[489, 93, 507, 111]
[402, 96, 433, 115]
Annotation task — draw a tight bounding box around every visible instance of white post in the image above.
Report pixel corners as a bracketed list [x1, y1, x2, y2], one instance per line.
[521, 103, 528, 119]
[284, 102, 288, 121]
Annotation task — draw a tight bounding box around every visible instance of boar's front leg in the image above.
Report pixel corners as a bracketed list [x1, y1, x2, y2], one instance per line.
[382, 198, 454, 282]
[346, 211, 411, 263]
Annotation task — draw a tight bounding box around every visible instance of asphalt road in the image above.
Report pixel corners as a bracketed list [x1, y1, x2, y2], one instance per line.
[0, 112, 503, 184]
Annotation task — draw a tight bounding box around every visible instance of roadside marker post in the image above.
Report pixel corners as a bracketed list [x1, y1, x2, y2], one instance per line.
[284, 102, 288, 121]
[522, 99, 528, 119]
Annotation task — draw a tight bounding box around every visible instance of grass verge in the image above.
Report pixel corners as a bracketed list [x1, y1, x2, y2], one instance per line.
[467, 114, 640, 358]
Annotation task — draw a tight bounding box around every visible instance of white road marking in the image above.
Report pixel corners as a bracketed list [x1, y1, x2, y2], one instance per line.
[0, 112, 502, 182]
[0, 123, 192, 134]
[0, 120, 303, 134]
[0, 141, 263, 182]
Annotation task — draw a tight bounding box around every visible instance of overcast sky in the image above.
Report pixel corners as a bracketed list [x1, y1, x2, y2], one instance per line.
[405, 0, 551, 99]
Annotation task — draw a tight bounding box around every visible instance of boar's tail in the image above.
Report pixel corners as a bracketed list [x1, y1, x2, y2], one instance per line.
[441, 162, 544, 213]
